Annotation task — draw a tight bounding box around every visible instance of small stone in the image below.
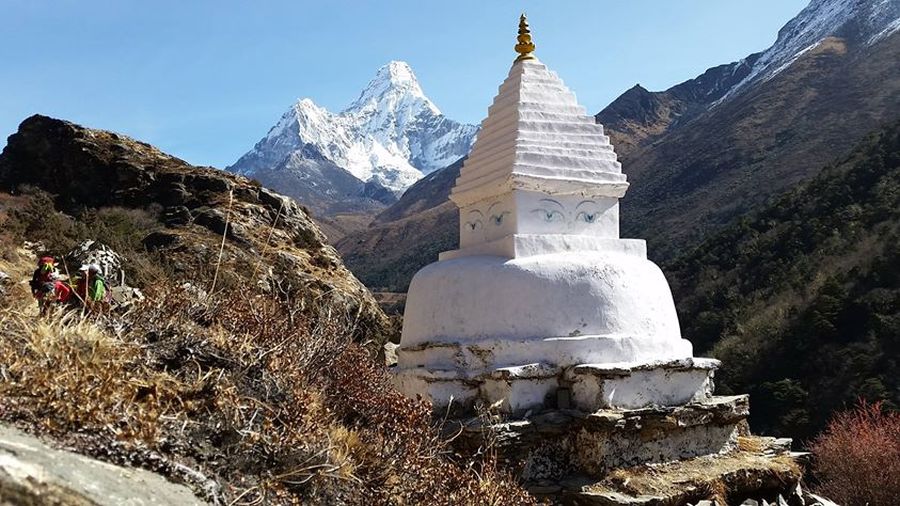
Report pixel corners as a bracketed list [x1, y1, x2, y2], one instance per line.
[384, 342, 399, 367]
[740, 500, 759, 506]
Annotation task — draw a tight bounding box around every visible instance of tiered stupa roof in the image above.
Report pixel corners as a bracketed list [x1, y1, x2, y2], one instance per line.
[451, 18, 627, 207]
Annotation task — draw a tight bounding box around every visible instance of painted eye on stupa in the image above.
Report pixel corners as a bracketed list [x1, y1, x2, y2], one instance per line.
[466, 220, 483, 231]
[532, 209, 564, 222]
[576, 211, 597, 223]
[490, 212, 510, 225]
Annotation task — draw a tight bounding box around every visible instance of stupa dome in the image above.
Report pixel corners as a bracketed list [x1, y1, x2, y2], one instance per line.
[401, 252, 691, 370]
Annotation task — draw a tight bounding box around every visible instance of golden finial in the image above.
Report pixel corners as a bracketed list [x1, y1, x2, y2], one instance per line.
[515, 13, 536, 62]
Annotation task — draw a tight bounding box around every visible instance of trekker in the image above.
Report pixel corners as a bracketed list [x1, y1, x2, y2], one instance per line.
[29, 256, 60, 310]
[74, 264, 109, 312]
[37, 280, 72, 316]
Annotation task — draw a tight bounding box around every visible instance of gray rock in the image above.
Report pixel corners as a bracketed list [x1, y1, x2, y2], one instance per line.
[0, 271, 10, 294]
[807, 494, 840, 506]
[384, 342, 399, 366]
[0, 424, 206, 505]
[162, 205, 192, 226]
[64, 240, 126, 286]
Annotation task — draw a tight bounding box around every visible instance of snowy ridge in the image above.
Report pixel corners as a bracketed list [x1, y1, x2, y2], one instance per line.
[713, 0, 900, 106]
[229, 61, 478, 193]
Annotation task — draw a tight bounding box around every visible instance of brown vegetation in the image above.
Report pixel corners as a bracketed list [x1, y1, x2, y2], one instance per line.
[0, 273, 535, 504]
[810, 401, 900, 506]
[0, 169, 534, 503]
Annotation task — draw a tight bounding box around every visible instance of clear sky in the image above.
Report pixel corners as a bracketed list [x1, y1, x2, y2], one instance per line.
[0, 1, 808, 168]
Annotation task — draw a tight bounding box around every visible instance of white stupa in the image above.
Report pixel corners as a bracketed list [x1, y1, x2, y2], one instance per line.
[394, 15, 718, 415]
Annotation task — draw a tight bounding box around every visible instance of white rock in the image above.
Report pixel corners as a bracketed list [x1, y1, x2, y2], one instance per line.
[808, 493, 841, 506]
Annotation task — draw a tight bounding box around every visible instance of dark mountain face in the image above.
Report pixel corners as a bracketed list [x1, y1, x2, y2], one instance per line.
[596, 54, 761, 156]
[248, 146, 396, 217]
[665, 120, 900, 439]
[372, 157, 464, 225]
[622, 32, 900, 260]
[335, 158, 464, 291]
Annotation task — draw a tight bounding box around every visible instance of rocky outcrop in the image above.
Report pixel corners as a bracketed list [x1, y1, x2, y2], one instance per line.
[0, 424, 205, 505]
[449, 397, 809, 505]
[0, 115, 389, 340]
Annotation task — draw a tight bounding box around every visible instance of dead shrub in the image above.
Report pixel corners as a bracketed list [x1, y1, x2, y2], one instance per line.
[810, 400, 900, 506]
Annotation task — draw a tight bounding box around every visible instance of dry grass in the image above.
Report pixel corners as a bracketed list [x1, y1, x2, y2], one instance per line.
[0, 249, 535, 504]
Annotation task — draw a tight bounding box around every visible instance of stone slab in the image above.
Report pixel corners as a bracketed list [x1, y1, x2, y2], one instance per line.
[0, 425, 206, 505]
[449, 396, 752, 479]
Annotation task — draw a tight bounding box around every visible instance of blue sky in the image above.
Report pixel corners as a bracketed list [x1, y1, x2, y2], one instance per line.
[0, 1, 807, 168]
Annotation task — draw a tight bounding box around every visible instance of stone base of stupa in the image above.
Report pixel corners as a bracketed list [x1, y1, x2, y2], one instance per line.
[447, 395, 806, 505]
[393, 357, 720, 415]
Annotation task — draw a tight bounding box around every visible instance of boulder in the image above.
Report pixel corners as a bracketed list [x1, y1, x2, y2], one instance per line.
[63, 240, 126, 286]
[0, 424, 206, 505]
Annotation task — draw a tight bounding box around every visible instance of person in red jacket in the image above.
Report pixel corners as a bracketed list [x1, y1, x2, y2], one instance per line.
[36, 280, 72, 315]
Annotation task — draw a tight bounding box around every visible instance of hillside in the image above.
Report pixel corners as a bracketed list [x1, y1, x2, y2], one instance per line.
[667, 120, 900, 440]
[621, 29, 900, 259]
[0, 114, 389, 339]
[0, 115, 534, 504]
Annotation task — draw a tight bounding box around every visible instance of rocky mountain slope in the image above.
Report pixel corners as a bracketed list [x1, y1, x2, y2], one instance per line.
[600, 0, 900, 155]
[0, 114, 389, 338]
[336, 0, 900, 292]
[619, 0, 900, 259]
[227, 61, 477, 216]
[337, 158, 463, 291]
[666, 119, 900, 440]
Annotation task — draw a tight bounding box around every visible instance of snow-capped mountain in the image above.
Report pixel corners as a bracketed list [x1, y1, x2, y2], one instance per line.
[227, 61, 478, 212]
[714, 0, 900, 105]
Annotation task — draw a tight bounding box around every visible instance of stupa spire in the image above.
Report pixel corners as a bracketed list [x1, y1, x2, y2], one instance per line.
[515, 13, 536, 62]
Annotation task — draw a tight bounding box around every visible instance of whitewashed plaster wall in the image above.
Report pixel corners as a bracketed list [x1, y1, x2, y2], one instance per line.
[514, 190, 618, 237]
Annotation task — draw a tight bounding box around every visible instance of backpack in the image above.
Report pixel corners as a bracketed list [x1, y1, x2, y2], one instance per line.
[94, 274, 111, 301]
